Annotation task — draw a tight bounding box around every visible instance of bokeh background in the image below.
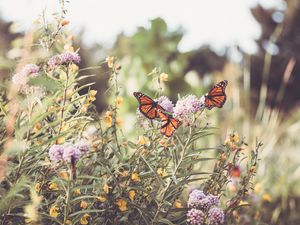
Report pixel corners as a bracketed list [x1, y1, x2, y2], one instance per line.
[0, 0, 299, 224]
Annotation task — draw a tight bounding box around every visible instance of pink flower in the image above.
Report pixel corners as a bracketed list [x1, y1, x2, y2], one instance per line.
[48, 52, 81, 67]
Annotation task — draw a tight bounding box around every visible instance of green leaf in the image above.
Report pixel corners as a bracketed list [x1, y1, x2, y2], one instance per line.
[28, 75, 61, 92]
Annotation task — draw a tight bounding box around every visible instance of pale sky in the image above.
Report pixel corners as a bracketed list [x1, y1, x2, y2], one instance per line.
[0, 0, 283, 53]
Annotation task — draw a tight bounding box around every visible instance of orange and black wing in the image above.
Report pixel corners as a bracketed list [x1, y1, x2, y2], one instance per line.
[158, 111, 181, 137]
[133, 92, 165, 119]
[204, 80, 228, 110]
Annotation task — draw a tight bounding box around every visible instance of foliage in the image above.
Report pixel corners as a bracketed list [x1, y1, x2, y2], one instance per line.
[0, 4, 262, 225]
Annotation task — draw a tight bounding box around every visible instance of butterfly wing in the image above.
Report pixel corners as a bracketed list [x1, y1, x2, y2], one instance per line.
[204, 80, 228, 109]
[134, 92, 165, 119]
[158, 111, 181, 137]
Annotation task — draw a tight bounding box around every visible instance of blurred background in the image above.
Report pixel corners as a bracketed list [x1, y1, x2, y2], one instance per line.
[0, 0, 300, 224]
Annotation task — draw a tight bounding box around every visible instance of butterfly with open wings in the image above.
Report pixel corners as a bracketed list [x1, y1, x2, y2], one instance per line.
[134, 92, 181, 137]
[133, 92, 166, 119]
[204, 80, 228, 110]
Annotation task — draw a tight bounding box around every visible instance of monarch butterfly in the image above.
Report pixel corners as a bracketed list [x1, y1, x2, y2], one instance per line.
[158, 110, 181, 137]
[133, 92, 165, 119]
[204, 80, 228, 109]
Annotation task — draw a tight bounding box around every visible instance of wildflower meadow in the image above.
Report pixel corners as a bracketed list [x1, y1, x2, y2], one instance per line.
[1, 0, 299, 225]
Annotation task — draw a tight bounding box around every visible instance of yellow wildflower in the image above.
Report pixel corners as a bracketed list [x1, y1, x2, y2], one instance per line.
[230, 132, 240, 143]
[49, 205, 59, 218]
[56, 136, 65, 144]
[80, 201, 88, 209]
[58, 171, 69, 180]
[75, 189, 81, 195]
[128, 190, 136, 201]
[33, 123, 42, 133]
[159, 73, 168, 82]
[137, 136, 148, 145]
[254, 183, 262, 194]
[49, 182, 58, 191]
[115, 96, 123, 107]
[105, 111, 113, 127]
[159, 138, 168, 148]
[106, 56, 114, 68]
[60, 19, 70, 27]
[65, 219, 71, 224]
[97, 195, 107, 202]
[69, 63, 79, 73]
[103, 184, 111, 194]
[116, 117, 124, 127]
[116, 198, 127, 211]
[80, 104, 88, 113]
[157, 168, 167, 177]
[239, 200, 249, 206]
[64, 44, 74, 52]
[89, 90, 97, 97]
[262, 193, 272, 202]
[120, 170, 129, 177]
[80, 213, 90, 225]
[34, 183, 41, 192]
[174, 199, 183, 208]
[131, 172, 141, 182]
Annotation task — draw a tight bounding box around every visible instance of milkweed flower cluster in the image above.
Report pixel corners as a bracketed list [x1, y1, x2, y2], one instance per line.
[48, 52, 81, 68]
[156, 96, 174, 112]
[173, 95, 205, 126]
[11, 64, 44, 96]
[49, 140, 89, 163]
[187, 189, 224, 225]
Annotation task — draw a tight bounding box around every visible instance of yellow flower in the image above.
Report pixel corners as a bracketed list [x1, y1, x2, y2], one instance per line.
[69, 63, 79, 73]
[105, 111, 113, 127]
[230, 132, 240, 143]
[34, 183, 41, 192]
[131, 172, 141, 182]
[65, 219, 71, 224]
[262, 193, 272, 202]
[174, 199, 183, 208]
[49, 182, 58, 191]
[80, 104, 88, 113]
[64, 44, 74, 52]
[254, 183, 262, 194]
[120, 170, 129, 177]
[60, 19, 70, 27]
[56, 136, 65, 144]
[106, 56, 114, 68]
[159, 138, 168, 148]
[33, 123, 42, 133]
[116, 198, 127, 211]
[75, 188, 81, 195]
[103, 184, 111, 194]
[128, 190, 136, 201]
[239, 200, 249, 206]
[137, 136, 148, 145]
[157, 168, 167, 177]
[80, 213, 90, 225]
[49, 205, 59, 218]
[80, 201, 88, 209]
[159, 73, 168, 82]
[58, 171, 69, 180]
[89, 90, 97, 97]
[115, 96, 123, 107]
[116, 117, 124, 127]
[97, 194, 107, 202]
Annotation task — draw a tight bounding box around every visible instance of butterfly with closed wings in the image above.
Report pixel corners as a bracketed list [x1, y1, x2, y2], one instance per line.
[204, 80, 228, 110]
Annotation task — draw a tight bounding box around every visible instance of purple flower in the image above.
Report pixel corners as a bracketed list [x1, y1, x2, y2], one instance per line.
[188, 189, 206, 208]
[75, 140, 90, 155]
[22, 64, 39, 76]
[62, 144, 82, 162]
[48, 52, 81, 67]
[49, 144, 64, 162]
[207, 194, 220, 207]
[208, 207, 225, 225]
[187, 208, 205, 225]
[155, 96, 174, 113]
[173, 95, 204, 125]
